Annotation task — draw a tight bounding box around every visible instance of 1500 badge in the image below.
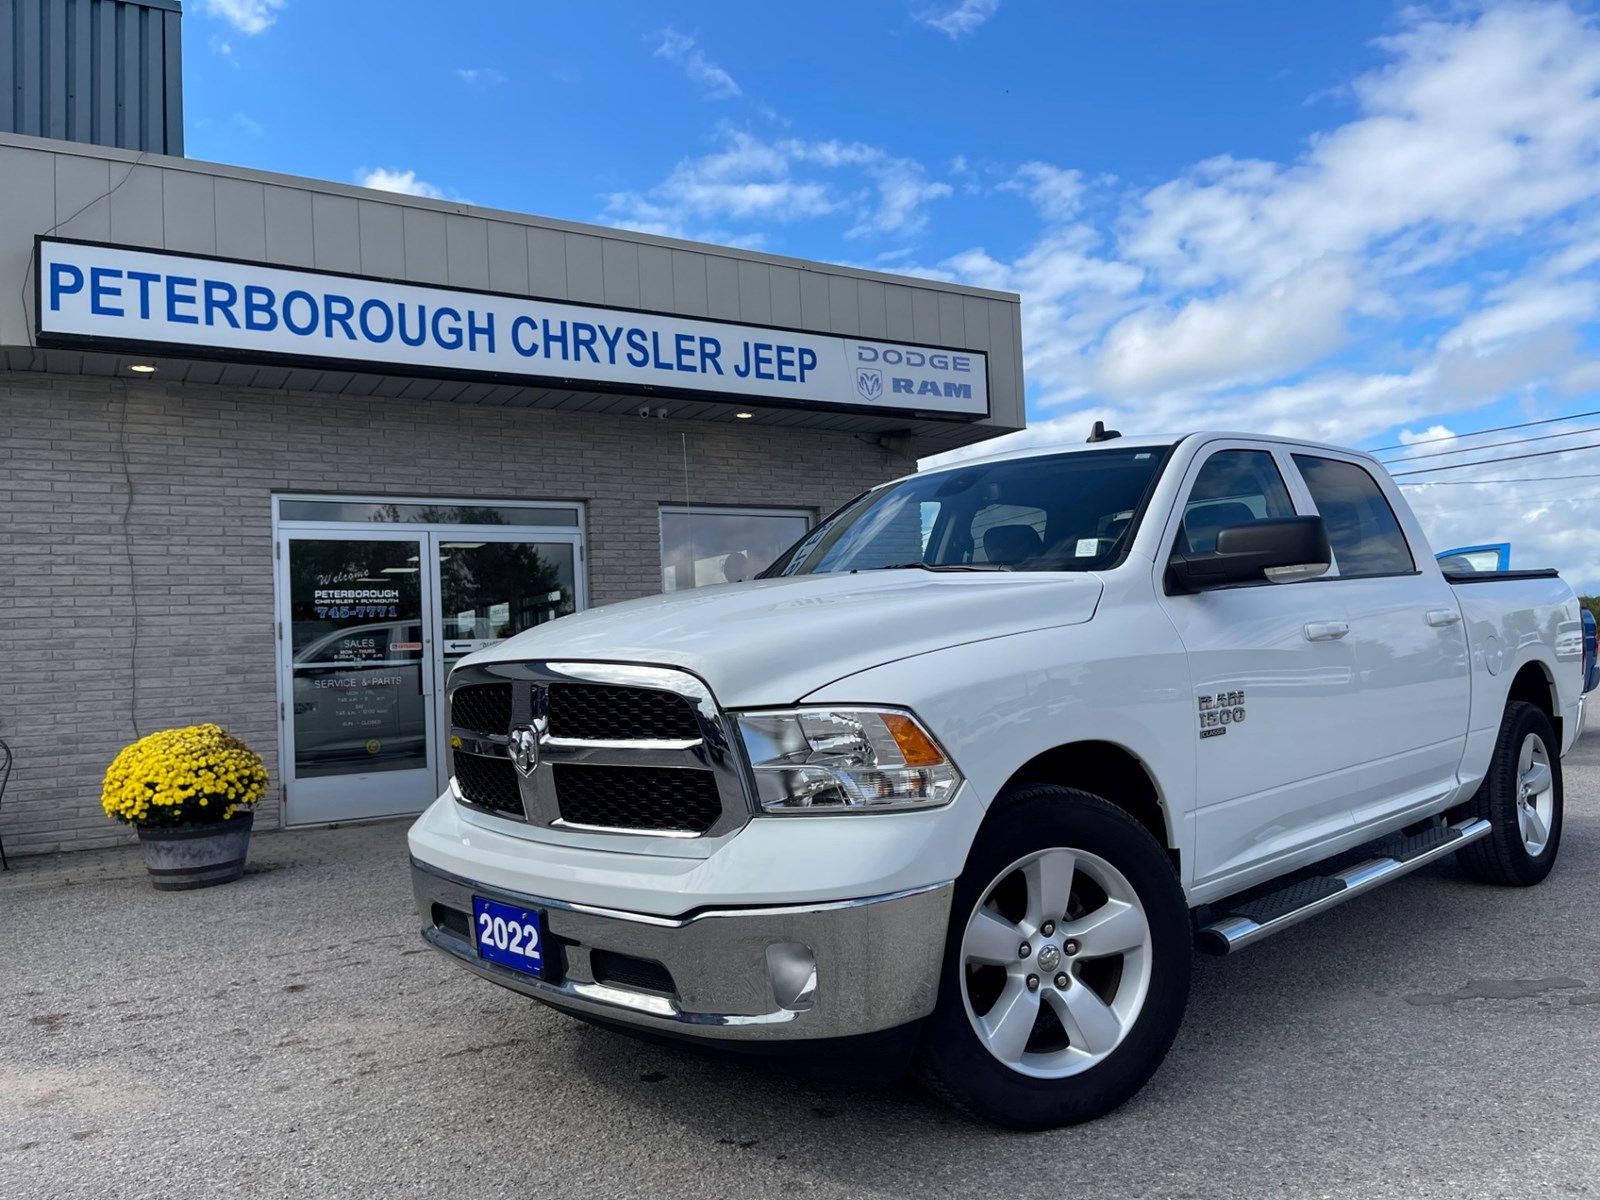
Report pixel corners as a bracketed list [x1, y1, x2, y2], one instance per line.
[1198, 690, 1246, 739]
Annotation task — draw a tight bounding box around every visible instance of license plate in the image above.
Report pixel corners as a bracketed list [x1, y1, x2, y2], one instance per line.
[472, 897, 544, 977]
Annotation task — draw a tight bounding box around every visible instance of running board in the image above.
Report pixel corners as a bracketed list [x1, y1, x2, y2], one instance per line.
[1196, 817, 1492, 955]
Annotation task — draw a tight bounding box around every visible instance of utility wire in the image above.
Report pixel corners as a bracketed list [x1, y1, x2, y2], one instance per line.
[1399, 472, 1600, 486]
[1389, 440, 1600, 477]
[1380, 423, 1600, 465]
[1370, 406, 1600, 455]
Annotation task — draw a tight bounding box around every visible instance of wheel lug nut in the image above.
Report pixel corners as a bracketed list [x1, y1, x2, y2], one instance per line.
[1055, 973, 1069, 989]
[1019, 942, 1032, 959]
[1026, 974, 1040, 992]
[1041, 921, 1055, 937]
[1063, 940, 1080, 956]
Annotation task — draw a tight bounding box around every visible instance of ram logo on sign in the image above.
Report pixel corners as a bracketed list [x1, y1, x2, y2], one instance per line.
[854, 345, 977, 402]
[855, 367, 884, 400]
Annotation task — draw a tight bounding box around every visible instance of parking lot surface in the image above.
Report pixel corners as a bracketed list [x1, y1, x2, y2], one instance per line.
[3, 717, 1598, 1200]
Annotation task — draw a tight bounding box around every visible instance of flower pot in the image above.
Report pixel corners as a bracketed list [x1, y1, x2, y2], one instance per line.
[135, 811, 254, 890]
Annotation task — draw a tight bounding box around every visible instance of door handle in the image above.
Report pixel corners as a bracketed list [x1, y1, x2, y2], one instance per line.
[1425, 609, 1462, 627]
[1304, 621, 1350, 642]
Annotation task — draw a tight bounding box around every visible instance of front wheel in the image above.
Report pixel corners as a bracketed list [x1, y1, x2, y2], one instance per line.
[919, 784, 1191, 1129]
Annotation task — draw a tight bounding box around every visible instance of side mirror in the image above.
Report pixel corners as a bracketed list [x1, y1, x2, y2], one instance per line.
[1168, 516, 1332, 593]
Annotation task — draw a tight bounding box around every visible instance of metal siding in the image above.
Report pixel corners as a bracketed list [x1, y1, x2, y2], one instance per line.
[826, 275, 860, 335]
[262, 185, 315, 265]
[736, 259, 771, 325]
[161, 6, 179, 154]
[401, 206, 448, 283]
[910, 288, 940, 343]
[312, 192, 360, 274]
[141, 1, 160, 152]
[563, 233, 604, 303]
[937, 291, 965, 346]
[0, 0, 14, 130]
[53, 151, 111, 239]
[705, 255, 740, 319]
[636, 243, 673, 311]
[527, 226, 566, 297]
[961, 296, 992, 351]
[70, 0, 93, 142]
[486, 221, 529, 295]
[987, 301, 1018, 422]
[769, 264, 802, 328]
[18, 0, 41, 136]
[669, 249, 708, 316]
[46, 0, 67, 140]
[856, 278, 888, 339]
[215, 177, 267, 261]
[798, 270, 830, 331]
[117, 3, 138, 149]
[92, 0, 113, 143]
[162, 169, 215, 253]
[106, 152, 160, 243]
[445, 213, 489, 289]
[884, 284, 914, 340]
[356, 199, 406, 279]
[600, 237, 641, 308]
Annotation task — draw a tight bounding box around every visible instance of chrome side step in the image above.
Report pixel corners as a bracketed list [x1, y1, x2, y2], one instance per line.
[1196, 817, 1492, 955]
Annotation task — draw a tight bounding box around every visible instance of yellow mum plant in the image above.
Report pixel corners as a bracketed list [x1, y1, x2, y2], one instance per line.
[102, 724, 269, 828]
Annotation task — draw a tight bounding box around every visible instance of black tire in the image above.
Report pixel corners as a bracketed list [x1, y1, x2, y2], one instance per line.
[1456, 701, 1563, 886]
[918, 783, 1190, 1130]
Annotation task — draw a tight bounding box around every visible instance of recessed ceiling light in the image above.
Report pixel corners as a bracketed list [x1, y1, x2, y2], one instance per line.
[735, 411, 754, 419]
[128, 364, 157, 374]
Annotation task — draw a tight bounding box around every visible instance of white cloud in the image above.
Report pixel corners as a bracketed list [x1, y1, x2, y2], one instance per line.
[357, 168, 445, 200]
[199, 0, 284, 36]
[654, 29, 742, 100]
[602, 130, 951, 241]
[1000, 163, 1086, 224]
[457, 68, 507, 90]
[1397, 425, 1457, 447]
[918, 0, 1002, 39]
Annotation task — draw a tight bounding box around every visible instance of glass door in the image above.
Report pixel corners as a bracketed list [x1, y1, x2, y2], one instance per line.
[278, 531, 438, 824]
[429, 531, 582, 795]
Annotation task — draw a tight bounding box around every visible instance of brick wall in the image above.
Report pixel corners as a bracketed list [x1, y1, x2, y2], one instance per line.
[0, 373, 916, 856]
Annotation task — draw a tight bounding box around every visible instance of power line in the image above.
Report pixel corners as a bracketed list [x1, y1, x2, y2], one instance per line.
[1389, 440, 1600, 477]
[1380, 423, 1600, 464]
[1398, 472, 1600, 486]
[1370, 406, 1600, 455]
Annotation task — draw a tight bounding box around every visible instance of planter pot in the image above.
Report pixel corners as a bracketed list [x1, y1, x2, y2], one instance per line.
[135, 812, 253, 890]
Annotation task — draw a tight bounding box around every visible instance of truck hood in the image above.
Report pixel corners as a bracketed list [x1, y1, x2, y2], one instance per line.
[466, 570, 1104, 708]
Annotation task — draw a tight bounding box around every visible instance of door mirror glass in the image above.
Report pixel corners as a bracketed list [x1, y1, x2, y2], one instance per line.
[1169, 516, 1332, 592]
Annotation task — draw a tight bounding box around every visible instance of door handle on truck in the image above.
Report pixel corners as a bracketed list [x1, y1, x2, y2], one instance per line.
[1425, 609, 1462, 627]
[1303, 621, 1350, 642]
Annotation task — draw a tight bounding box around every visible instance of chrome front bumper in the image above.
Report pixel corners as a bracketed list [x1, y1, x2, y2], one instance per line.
[411, 857, 953, 1041]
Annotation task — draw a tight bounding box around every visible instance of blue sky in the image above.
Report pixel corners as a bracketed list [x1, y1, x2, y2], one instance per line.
[186, 0, 1600, 589]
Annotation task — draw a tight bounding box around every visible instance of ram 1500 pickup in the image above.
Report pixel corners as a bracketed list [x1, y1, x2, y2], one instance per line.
[410, 430, 1593, 1129]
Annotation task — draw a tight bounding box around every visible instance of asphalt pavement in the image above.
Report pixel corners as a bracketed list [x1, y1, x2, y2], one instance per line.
[3, 713, 1598, 1200]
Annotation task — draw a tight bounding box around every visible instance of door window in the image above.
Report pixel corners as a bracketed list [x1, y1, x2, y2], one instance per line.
[1291, 455, 1415, 577]
[1178, 450, 1297, 554]
[438, 541, 577, 642]
[660, 507, 812, 591]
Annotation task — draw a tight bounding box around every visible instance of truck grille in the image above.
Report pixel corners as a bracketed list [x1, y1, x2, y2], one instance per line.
[454, 751, 523, 817]
[446, 663, 748, 838]
[554, 764, 722, 833]
[548, 683, 700, 741]
[451, 683, 514, 738]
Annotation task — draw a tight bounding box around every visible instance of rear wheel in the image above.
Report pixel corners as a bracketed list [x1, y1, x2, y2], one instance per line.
[1457, 701, 1563, 886]
[919, 784, 1190, 1129]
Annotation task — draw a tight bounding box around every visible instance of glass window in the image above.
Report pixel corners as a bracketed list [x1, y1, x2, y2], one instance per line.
[660, 507, 813, 591]
[1177, 450, 1297, 554]
[763, 445, 1172, 576]
[1292, 455, 1416, 577]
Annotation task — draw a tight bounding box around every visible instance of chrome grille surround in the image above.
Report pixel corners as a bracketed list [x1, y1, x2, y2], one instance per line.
[446, 660, 752, 839]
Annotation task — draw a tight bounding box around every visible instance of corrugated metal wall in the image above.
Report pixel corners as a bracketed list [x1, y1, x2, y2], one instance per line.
[1, 0, 183, 154]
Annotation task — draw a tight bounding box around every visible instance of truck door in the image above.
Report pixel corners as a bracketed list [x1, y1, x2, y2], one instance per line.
[1287, 453, 1470, 826]
[1156, 444, 1361, 889]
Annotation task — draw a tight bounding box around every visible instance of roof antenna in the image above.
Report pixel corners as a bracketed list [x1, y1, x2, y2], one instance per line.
[1086, 420, 1121, 443]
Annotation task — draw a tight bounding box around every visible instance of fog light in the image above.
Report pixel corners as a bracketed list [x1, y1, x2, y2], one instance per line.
[766, 942, 817, 1011]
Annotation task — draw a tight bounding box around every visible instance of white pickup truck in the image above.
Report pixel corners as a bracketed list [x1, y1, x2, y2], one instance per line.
[409, 430, 1593, 1129]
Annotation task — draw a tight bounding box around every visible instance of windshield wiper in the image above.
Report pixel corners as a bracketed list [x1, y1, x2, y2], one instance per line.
[865, 561, 1014, 572]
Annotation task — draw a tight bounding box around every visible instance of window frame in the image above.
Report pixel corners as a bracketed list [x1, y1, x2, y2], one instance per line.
[1160, 442, 1309, 592]
[1288, 453, 1421, 581]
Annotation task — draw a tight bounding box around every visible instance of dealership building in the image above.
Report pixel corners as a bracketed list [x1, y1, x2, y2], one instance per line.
[0, 0, 1025, 857]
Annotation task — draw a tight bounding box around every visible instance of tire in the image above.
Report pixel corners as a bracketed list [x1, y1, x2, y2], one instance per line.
[918, 783, 1190, 1129]
[1456, 701, 1563, 887]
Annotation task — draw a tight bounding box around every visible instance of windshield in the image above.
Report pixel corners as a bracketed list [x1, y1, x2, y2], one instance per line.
[763, 444, 1174, 576]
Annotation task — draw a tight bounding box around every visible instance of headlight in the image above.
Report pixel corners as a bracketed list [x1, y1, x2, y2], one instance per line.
[735, 707, 962, 813]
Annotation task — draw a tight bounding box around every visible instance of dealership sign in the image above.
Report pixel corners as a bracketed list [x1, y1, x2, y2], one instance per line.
[36, 239, 989, 418]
